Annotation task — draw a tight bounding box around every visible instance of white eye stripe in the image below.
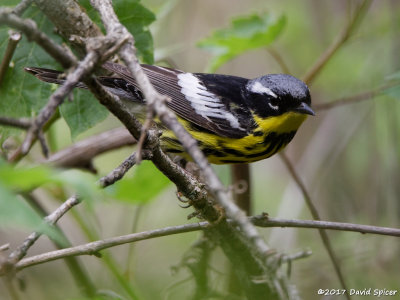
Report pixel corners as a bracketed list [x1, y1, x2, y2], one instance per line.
[249, 81, 278, 98]
[268, 103, 279, 110]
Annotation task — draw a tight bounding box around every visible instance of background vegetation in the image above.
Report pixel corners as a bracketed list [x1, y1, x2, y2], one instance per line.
[0, 0, 399, 299]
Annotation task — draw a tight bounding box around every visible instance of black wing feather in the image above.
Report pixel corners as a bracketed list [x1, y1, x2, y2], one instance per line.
[102, 62, 251, 138]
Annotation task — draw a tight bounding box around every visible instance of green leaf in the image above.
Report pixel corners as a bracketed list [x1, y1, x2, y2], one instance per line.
[0, 159, 99, 196]
[0, 183, 43, 229]
[114, 0, 156, 64]
[382, 86, 400, 100]
[0, 162, 53, 190]
[198, 13, 287, 72]
[79, 0, 156, 64]
[0, 7, 62, 142]
[59, 88, 109, 139]
[108, 161, 171, 204]
[55, 169, 100, 201]
[1, 0, 20, 7]
[383, 70, 400, 100]
[0, 159, 99, 236]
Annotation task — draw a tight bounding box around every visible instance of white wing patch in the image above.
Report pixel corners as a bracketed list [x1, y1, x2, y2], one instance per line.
[249, 81, 278, 98]
[177, 73, 242, 130]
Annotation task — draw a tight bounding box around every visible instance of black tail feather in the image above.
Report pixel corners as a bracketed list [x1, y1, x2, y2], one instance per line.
[24, 67, 87, 88]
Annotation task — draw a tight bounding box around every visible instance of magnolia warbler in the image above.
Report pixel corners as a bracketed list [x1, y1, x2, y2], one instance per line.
[25, 62, 314, 164]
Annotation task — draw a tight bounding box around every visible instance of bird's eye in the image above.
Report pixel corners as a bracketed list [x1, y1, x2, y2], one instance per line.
[268, 98, 279, 110]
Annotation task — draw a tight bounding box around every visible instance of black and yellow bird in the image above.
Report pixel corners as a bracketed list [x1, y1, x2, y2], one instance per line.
[25, 62, 314, 164]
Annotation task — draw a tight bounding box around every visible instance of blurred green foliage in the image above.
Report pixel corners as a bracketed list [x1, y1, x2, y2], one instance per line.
[0, 159, 98, 242]
[107, 160, 171, 203]
[198, 13, 286, 72]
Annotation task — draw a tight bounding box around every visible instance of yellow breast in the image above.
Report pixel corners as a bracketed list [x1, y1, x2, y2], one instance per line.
[160, 111, 308, 164]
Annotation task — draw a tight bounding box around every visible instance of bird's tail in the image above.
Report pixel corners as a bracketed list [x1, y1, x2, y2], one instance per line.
[24, 67, 88, 89]
[24, 66, 144, 102]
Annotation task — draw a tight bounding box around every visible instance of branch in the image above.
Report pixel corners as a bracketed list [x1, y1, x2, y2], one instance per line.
[0, 30, 21, 86]
[280, 153, 350, 299]
[20, 51, 98, 156]
[7, 195, 80, 264]
[302, 0, 372, 85]
[12, 0, 33, 16]
[99, 149, 152, 187]
[15, 222, 211, 271]
[32, 0, 102, 54]
[314, 83, 396, 111]
[251, 216, 400, 237]
[44, 127, 136, 170]
[14, 216, 400, 272]
[0, 8, 77, 68]
[0, 116, 31, 129]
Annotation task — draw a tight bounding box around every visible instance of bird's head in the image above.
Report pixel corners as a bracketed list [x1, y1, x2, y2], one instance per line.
[245, 74, 314, 118]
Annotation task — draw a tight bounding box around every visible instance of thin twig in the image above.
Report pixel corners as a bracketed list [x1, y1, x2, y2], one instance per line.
[135, 112, 154, 164]
[280, 153, 350, 300]
[32, 0, 103, 54]
[44, 127, 136, 169]
[0, 244, 10, 252]
[251, 216, 400, 237]
[0, 8, 77, 68]
[20, 51, 98, 155]
[13, 216, 400, 272]
[99, 150, 152, 188]
[22, 193, 96, 297]
[281, 250, 312, 264]
[0, 116, 31, 129]
[12, 0, 33, 16]
[37, 130, 49, 158]
[314, 83, 396, 111]
[0, 30, 21, 87]
[16, 222, 211, 271]
[7, 195, 80, 264]
[302, 0, 372, 85]
[267, 48, 291, 74]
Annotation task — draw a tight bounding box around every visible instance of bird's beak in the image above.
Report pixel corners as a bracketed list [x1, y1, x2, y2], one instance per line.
[294, 102, 315, 116]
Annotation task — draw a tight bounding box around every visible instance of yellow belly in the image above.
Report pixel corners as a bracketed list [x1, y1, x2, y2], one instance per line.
[160, 111, 308, 164]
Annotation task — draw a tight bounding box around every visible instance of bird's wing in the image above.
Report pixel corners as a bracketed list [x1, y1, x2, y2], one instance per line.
[102, 62, 251, 138]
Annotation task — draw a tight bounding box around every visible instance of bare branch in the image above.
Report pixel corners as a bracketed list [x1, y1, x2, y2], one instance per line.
[32, 0, 102, 53]
[280, 153, 350, 299]
[0, 116, 31, 129]
[267, 48, 291, 74]
[99, 149, 152, 188]
[20, 51, 99, 156]
[0, 244, 10, 252]
[37, 130, 49, 158]
[0, 30, 21, 87]
[251, 216, 400, 237]
[16, 222, 211, 271]
[12, 0, 33, 16]
[13, 216, 400, 272]
[302, 0, 372, 85]
[44, 127, 136, 169]
[0, 8, 77, 68]
[314, 83, 396, 111]
[7, 195, 80, 264]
